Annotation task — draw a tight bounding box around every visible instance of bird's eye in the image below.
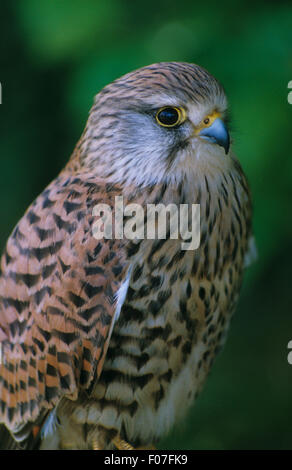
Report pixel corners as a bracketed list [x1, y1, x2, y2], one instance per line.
[155, 107, 185, 128]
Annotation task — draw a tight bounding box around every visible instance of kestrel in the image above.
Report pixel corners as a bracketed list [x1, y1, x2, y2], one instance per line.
[0, 62, 255, 450]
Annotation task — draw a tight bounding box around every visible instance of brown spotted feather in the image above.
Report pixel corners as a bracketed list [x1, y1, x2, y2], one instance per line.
[0, 172, 129, 439]
[0, 62, 253, 449]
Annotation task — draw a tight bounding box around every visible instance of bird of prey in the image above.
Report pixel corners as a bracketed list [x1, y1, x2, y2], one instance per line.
[0, 62, 255, 450]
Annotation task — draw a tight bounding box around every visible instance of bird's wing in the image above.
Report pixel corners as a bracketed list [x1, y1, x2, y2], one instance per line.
[0, 173, 129, 439]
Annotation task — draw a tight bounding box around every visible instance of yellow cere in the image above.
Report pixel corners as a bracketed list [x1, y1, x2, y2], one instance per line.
[196, 110, 221, 133]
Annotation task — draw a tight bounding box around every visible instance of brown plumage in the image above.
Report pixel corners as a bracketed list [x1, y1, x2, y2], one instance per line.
[0, 62, 254, 449]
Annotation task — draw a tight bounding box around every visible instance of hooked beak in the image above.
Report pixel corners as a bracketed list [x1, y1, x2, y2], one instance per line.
[198, 117, 230, 154]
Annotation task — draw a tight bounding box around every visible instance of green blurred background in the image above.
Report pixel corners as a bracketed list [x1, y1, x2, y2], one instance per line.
[0, 0, 291, 450]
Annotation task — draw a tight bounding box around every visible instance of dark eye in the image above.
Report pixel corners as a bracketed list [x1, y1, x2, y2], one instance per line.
[155, 107, 185, 127]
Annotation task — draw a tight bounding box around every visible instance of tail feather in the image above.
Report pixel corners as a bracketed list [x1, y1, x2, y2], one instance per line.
[0, 417, 45, 449]
[0, 424, 20, 450]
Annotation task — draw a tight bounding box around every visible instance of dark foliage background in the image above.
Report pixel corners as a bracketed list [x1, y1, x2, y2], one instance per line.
[0, 0, 291, 449]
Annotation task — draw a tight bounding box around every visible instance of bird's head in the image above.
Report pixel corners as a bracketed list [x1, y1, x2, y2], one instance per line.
[77, 62, 231, 187]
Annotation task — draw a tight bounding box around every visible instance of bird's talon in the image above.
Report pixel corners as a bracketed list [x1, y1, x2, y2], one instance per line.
[112, 436, 156, 450]
[92, 439, 102, 450]
[113, 436, 135, 450]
